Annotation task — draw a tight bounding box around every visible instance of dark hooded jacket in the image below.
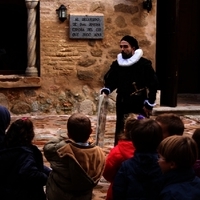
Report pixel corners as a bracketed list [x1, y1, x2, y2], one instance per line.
[0, 105, 10, 147]
[158, 168, 200, 200]
[0, 144, 48, 200]
[113, 152, 163, 200]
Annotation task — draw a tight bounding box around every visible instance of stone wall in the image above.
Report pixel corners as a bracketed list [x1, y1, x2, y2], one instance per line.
[0, 0, 157, 115]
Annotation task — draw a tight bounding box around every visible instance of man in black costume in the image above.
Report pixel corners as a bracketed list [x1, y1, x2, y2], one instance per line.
[101, 35, 159, 145]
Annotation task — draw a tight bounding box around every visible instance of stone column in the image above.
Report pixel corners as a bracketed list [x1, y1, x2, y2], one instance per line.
[25, 0, 39, 77]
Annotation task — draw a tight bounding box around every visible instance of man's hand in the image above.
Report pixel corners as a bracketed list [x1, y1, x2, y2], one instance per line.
[100, 87, 110, 95]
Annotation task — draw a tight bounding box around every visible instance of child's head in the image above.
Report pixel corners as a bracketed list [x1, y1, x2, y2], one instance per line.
[158, 135, 198, 173]
[155, 113, 184, 139]
[67, 113, 92, 143]
[119, 113, 138, 140]
[5, 118, 35, 147]
[192, 128, 200, 159]
[130, 118, 162, 153]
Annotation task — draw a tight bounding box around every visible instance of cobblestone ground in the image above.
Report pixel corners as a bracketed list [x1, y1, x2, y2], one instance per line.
[10, 114, 200, 200]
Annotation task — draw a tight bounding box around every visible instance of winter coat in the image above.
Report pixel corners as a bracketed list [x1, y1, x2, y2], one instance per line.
[159, 168, 200, 200]
[113, 152, 162, 200]
[43, 138, 106, 200]
[103, 140, 135, 200]
[0, 145, 48, 200]
[0, 105, 10, 147]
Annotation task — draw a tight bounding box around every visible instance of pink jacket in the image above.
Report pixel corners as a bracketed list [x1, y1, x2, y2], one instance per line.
[103, 140, 135, 200]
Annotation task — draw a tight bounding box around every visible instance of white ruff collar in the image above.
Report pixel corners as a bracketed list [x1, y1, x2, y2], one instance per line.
[117, 49, 143, 67]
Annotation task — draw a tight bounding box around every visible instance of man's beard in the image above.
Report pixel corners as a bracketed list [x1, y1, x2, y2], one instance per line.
[121, 51, 132, 59]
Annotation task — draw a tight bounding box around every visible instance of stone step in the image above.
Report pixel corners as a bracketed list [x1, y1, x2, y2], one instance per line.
[153, 106, 200, 116]
[154, 93, 200, 115]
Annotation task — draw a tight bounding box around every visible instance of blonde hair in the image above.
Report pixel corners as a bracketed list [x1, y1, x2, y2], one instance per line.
[158, 135, 198, 169]
[119, 113, 138, 140]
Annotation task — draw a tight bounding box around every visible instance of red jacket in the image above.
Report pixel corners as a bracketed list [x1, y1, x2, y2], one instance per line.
[103, 140, 135, 200]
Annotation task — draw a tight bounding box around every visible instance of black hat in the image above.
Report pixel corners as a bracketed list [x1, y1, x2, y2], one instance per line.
[120, 35, 139, 49]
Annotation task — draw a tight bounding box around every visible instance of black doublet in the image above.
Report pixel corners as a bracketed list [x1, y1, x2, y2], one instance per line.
[104, 57, 158, 102]
[103, 57, 159, 145]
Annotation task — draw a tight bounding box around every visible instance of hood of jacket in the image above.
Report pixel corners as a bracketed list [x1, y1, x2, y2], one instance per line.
[57, 140, 105, 185]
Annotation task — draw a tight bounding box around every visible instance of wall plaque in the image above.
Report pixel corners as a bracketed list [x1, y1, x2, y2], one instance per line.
[69, 13, 104, 39]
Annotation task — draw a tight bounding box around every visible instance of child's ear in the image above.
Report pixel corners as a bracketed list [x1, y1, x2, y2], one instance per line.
[90, 128, 93, 134]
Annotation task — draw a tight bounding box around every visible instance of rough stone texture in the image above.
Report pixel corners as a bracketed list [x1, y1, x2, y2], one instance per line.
[11, 102, 31, 114]
[78, 99, 95, 115]
[0, 0, 157, 115]
[115, 16, 127, 28]
[78, 58, 97, 67]
[0, 93, 9, 108]
[114, 4, 139, 15]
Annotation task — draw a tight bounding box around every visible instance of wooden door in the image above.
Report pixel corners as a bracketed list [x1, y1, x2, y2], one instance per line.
[176, 0, 200, 93]
[156, 0, 179, 107]
[156, 0, 200, 107]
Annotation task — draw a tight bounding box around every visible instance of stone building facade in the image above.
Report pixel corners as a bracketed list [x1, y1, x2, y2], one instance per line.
[0, 0, 157, 115]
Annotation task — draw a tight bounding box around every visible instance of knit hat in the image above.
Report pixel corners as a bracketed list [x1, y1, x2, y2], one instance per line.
[120, 35, 139, 49]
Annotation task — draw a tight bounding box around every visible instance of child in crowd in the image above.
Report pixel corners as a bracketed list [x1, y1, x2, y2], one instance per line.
[113, 118, 163, 200]
[103, 114, 138, 200]
[192, 128, 200, 177]
[0, 118, 50, 200]
[155, 113, 184, 139]
[43, 113, 106, 200]
[157, 135, 200, 199]
[0, 105, 10, 147]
